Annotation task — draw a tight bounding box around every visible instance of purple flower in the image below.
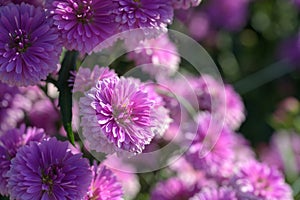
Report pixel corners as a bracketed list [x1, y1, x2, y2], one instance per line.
[150, 178, 198, 200]
[113, 0, 174, 38]
[0, 0, 44, 7]
[127, 33, 180, 77]
[7, 137, 92, 200]
[205, 0, 250, 31]
[192, 75, 245, 130]
[190, 187, 237, 200]
[0, 125, 45, 196]
[49, 0, 117, 54]
[172, 0, 201, 9]
[278, 33, 300, 67]
[70, 66, 118, 93]
[85, 163, 123, 200]
[185, 113, 236, 175]
[0, 82, 31, 133]
[231, 161, 293, 200]
[80, 76, 170, 155]
[0, 3, 61, 86]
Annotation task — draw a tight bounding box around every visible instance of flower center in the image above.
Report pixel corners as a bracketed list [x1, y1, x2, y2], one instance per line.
[9, 29, 31, 53]
[113, 101, 132, 125]
[76, 1, 94, 23]
[41, 165, 61, 194]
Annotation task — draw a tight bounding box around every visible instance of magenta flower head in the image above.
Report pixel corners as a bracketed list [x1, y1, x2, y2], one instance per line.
[190, 186, 237, 200]
[48, 0, 117, 54]
[150, 177, 198, 200]
[0, 0, 44, 7]
[0, 3, 61, 86]
[7, 137, 92, 200]
[231, 161, 293, 200]
[85, 163, 123, 200]
[80, 76, 171, 156]
[113, 0, 174, 38]
[172, 0, 201, 9]
[0, 125, 45, 196]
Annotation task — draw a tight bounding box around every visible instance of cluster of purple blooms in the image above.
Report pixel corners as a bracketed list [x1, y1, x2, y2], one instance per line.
[0, 0, 296, 200]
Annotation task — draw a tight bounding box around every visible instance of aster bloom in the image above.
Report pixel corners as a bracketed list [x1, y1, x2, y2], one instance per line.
[150, 178, 198, 200]
[192, 75, 245, 130]
[113, 0, 174, 39]
[85, 163, 123, 200]
[80, 76, 170, 155]
[49, 0, 117, 54]
[172, 0, 201, 9]
[127, 33, 180, 77]
[231, 161, 293, 200]
[0, 0, 44, 7]
[0, 125, 45, 196]
[0, 3, 61, 86]
[0, 82, 31, 133]
[185, 113, 236, 175]
[70, 66, 118, 93]
[7, 137, 92, 200]
[190, 187, 237, 200]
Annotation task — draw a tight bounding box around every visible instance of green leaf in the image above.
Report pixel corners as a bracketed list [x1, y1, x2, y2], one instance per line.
[57, 50, 78, 146]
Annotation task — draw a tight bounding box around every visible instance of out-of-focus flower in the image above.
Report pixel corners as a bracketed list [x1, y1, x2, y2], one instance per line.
[150, 177, 198, 200]
[172, 0, 201, 9]
[7, 137, 92, 200]
[113, 0, 173, 39]
[103, 157, 140, 199]
[190, 186, 237, 200]
[278, 34, 300, 67]
[260, 132, 300, 176]
[128, 34, 180, 78]
[205, 0, 250, 31]
[28, 99, 60, 135]
[185, 113, 236, 176]
[0, 82, 31, 133]
[85, 163, 123, 200]
[231, 161, 293, 200]
[192, 75, 245, 130]
[80, 76, 171, 156]
[0, 125, 45, 196]
[188, 12, 211, 41]
[49, 0, 117, 54]
[0, 0, 44, 7]
[0, 3, 61, 86]
[70, 66, 117, 93]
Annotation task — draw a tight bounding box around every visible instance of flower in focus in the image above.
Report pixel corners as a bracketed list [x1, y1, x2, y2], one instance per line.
[49, 0, 117, 53]
[128, 33, 180, 78]
[231, 161, 293, 200]
[7, 137, 92, 200]
[80, 76, 171, 155]
[150, 177, 198, 200]
[0, 3, 61, 86]
[0, 125, 45, 196]
[70, 66, 117, 93]
[172, 0, 201, 9]
[0, 0, 44, 7]
[113, 0, 174, 39]
[85, 163, 123, 200]
[190, 186, 237, 200]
